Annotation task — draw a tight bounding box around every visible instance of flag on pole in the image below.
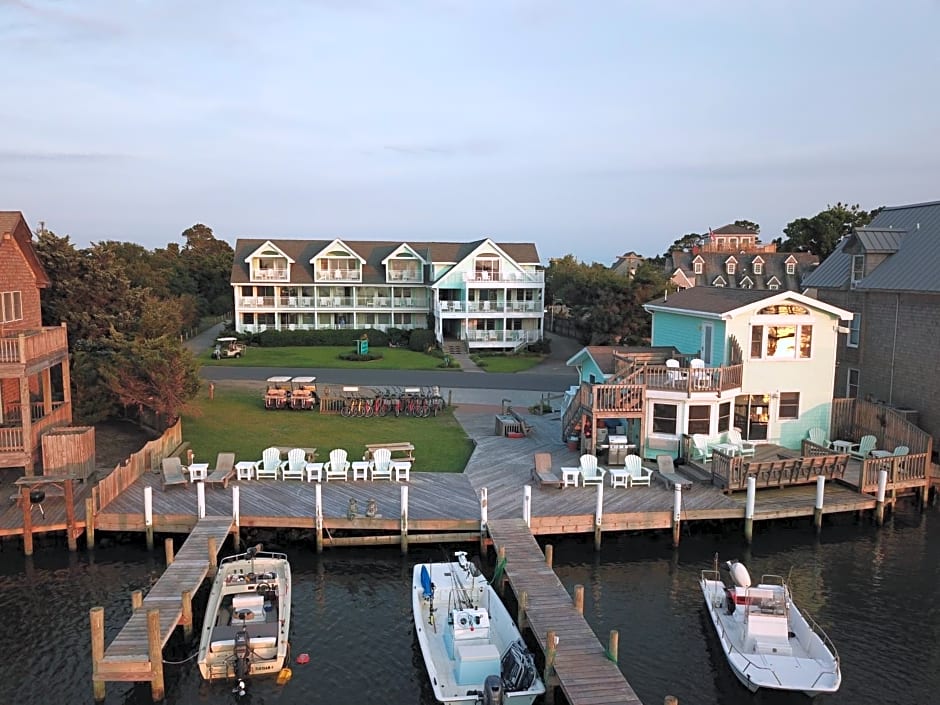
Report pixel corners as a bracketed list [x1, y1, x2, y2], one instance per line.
[708, 227, 715, 241]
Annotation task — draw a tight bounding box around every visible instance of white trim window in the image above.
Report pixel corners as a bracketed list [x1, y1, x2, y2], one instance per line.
[750, 323, 813, 359]
[1, 291, 23, 323]
[693, 258, 704, 275]
[752, 259, 763, 275]
[848, 314, 861, 348]
[847, 368, 860, 398]
[850, 255, 865, 287]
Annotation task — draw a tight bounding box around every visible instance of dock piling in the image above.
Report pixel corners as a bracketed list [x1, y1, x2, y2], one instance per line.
[672, 484, 682, 547]
[744, 477, 756, 544]
[573, 584, 584, 615]
[523, 485, 531, 527]
[85, 497, 96, 549]
[144, 486, 154, 551]
[876, 469, 888, 526]
[594, 482, 604, 551]
[207, 536, 218, 576]
[517, 590, 528, 631]
[147, 608, 164, 701]
[232, 485, 241, 550]
[165, 537, 174, 566]
[544, 629, 558, 705]
[315, 484, 323, 553]
[813, 475, 826, 533]
[608, 629, 619, 663]
[181, 589, 193, 640]
[400, 485, 409, 555]
[196, 482, 206, 519]
[544, 543, 553, 569]
[90, 606, 105, 701]
[479, 487, 488, 556]
[131, 590, 143, 610]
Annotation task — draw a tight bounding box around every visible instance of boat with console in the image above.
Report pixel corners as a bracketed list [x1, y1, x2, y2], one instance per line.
[412, 552, 545, 705]
[197, 545, 292, 690]
[700, 555, 841, 697]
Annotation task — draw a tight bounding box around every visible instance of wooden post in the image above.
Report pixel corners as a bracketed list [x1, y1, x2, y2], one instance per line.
[608, 629, 619, 663]
[20, 486, 34, 556]
[517, 590, 528, 631]
[165, 537, 174, 566]
[197, 482, 206, 519]
[315, 483, 323, 554]
[544, 630, 558, 705]
[523, 485, 532, 527]
[232, 485, 241, 550]
[85, 497, 96, 549]
[664, 697, 679, 705]
[144, 486, 154, 551]
[497, 546, 506, 597]
[544, 543, 553, 569]
[813, 475, 826, 534]
[876, 469, 888, 526]
[132, 590, 143, 610]
[479, 487, 488, 556]
[744, 476, 756, 544]
[593, 481, 604, 551]
[181, 589, 193, 640]
[90, 606, 106, 701]
[573, 584, 584, 615]
[147, 608, 165, 701]
[400, 485, 409, 555]
[208, 536, 218, 576]
[65, 478, 77, 551]
[672, 484, 682, 547]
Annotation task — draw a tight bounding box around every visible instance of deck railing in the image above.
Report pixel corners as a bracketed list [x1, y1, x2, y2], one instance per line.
[710, 450, 848, 493]
[858, 452, 930, 494]
[0, 326, 68, 364]
[95, 420, 182, 512]
[0, 401, 71, 454]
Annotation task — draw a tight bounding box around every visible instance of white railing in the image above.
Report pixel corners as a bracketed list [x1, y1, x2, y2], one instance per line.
[464, 329, 539, 343]
[251, 268, 289, 281]
[387, 269, 423, 283]
[462, 270, 544, 284]
[315, 268, 361, 282]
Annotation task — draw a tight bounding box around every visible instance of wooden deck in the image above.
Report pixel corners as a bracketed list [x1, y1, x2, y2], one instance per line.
[96, 516, 234, 681]
[488, 518, 641, 705]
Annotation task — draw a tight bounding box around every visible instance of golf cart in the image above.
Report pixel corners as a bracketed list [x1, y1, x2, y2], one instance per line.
[212, 337, 246, 359]
[264, 376, 292, 410]
[289, 376, 319, 410]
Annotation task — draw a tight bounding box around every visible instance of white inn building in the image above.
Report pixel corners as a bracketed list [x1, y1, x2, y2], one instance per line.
[230, 237, 546, 351]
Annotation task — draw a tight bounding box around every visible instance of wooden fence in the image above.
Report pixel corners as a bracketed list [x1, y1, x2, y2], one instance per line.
[830, 398, 932, 456]
[94, 420, 182, 512]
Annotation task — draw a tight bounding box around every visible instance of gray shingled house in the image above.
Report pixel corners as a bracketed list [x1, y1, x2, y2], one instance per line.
[802, 200, 940, 450]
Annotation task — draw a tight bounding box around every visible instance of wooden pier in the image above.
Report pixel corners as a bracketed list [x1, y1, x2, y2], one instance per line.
[92, 516, 234, 700]
[488, 518, 642, 705]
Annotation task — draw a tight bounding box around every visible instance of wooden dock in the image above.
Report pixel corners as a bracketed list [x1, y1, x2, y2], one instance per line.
[488, 518, 642, 705]
[93, 516, 234, 690]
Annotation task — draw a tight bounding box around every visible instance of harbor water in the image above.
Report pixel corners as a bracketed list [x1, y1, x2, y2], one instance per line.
[2, 500, 936, 705]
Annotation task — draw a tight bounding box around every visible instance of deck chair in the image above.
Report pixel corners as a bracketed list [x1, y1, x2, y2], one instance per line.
[161, 457, 188, 490]
[579, 454, 605, 487]
[848, 434, 877, 461]
[690, 434, 712, 464]
[324, 448, 350, 481]
[807, 427, 831, 448]
[655, 455, 693, 490]
[370, 448, 393, 481]
[726, 428, 757, 457]
[531, 451, 561, 488]
[624, 454, 651, 487]
[665, 359, 684, 388]
[689, 358, 709, 389]
[280, 448, 306, 481]
[254, 446, 281, 480]
[893, 445, 909, 456]
[205, 452, 236, 489]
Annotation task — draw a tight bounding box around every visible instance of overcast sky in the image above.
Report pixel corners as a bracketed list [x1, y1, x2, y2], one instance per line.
[3, 1, 940, 264]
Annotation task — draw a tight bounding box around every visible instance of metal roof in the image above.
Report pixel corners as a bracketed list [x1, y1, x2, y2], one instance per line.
[853, 228, 905, 253]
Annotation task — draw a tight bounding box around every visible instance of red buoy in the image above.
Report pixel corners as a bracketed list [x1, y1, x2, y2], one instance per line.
[296, 653, 310, 664]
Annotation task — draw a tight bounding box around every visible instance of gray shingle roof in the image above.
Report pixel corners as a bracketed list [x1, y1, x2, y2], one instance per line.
[645, 286, 779, 314]
[668, 250, 817, 291]
[230, 238, 541, 285]
[803, 200, 940, 293]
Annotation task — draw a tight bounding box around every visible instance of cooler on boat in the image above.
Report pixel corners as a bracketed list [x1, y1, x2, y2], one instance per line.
[454, 643, 501, 685]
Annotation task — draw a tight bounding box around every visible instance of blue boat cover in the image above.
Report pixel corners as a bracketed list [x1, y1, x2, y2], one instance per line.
[420, 565, 433, 598]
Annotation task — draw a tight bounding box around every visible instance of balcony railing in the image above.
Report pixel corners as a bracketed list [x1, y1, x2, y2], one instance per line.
[463, 271, 544, 284]
[623, 363, 743, 394]
[387, 269, 423, 283]
[0, 326, 69, 365]
[0, 401, 71, 454]
[251, 268, 289, 281]
[464, 330, 539, 344]
[315, 268, 361, 282]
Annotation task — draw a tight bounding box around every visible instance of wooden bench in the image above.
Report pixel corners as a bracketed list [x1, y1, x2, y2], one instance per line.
[365, 442, 415, 462]
[531, 452, 561, 488]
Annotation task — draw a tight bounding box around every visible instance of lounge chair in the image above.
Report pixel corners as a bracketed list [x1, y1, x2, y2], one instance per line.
[254, 446, 281, 480]
[848, 434, 877, 461]
[807, 427, 831, 448]
[370, 448, 393, 481]
[280, 448, 307, 481]
[161, 457, 188, 490]
[579, 453, 605, 487]
[324, 448, 350, 481]
[726, 428, 757, 457]
[655, 455, 693, 490]
[205, 452, 236, 489]
[531, 451, 561, 488]
[624, 454, 651, 487]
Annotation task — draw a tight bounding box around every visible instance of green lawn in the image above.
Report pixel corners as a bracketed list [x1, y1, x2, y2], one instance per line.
[201, 345, 459, 371]
[472, 354, 545, 373]
[182, 382, 473, 472]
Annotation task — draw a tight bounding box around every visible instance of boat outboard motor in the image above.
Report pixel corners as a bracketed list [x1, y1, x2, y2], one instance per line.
[233, 628, 251, 683]
[481, 675, 504, 705]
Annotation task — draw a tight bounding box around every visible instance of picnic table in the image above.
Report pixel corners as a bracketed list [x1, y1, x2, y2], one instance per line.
[364, 442, 415, 462]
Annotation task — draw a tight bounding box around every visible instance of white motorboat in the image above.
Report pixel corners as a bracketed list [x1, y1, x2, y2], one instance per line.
[412, 552, 545, 705]
[700, 555, 841, 697]
[197, 545, 292, 689]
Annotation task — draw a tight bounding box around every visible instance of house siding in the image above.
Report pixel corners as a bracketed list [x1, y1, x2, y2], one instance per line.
[0, 229, 42, 330]
[650, 311, 707, 356]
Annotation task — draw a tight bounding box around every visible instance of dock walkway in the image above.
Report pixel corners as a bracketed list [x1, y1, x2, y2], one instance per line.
[96, 516, 233, 681]
[488, 518, 642, 705]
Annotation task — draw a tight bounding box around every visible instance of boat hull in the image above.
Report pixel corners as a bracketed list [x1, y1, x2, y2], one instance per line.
[197, 550, 291, 682]
[412, 557, 545, 705]
[700, 572, 841, 698]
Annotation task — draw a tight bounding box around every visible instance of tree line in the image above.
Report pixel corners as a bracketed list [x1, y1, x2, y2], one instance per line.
[35, 224, 232, 426]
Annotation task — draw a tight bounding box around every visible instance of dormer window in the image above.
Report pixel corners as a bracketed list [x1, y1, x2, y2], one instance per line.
[725, 257, 737, 275]
[785, 258, 797, 275]
[693, 259, 703, 275]
[752, 258, 763, 275]
[712, 276, 727, 287]
[850, 255, 864, 287]
[740, 276, 753, 289]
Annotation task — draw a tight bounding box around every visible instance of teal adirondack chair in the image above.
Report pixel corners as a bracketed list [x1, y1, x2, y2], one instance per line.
[849, 435, 877, 460]
[807, 427, 830, 448]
